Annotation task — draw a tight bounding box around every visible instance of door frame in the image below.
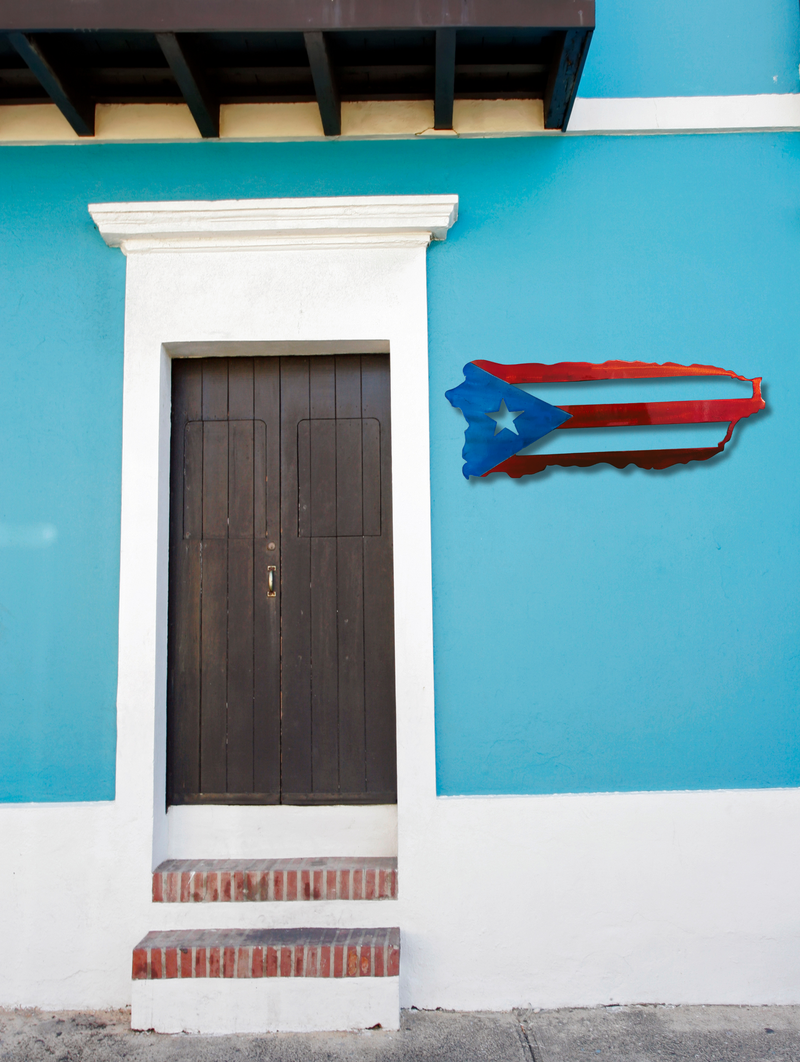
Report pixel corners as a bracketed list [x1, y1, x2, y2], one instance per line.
[90, 195, 458, 863]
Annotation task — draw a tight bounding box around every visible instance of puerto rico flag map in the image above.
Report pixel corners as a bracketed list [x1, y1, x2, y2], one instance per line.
[445, 360, 765, 480]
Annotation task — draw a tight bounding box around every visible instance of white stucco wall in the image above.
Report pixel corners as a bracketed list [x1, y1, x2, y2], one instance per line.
[2, 788, 799, 1009]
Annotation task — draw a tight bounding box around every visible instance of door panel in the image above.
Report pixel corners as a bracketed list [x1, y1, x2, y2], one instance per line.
[167, 354, 396, 806]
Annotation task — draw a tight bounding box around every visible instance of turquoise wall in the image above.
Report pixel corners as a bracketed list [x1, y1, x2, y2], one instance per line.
[0, 133, 798, 800]
[580, 0, 800, 97]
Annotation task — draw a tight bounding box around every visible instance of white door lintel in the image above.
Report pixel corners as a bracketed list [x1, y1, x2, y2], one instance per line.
[89, 194, 459, 253]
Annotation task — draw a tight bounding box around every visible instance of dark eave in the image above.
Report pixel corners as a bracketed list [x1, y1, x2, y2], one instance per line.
[0, 1, 594, 32]
[0, 0, 594, 137]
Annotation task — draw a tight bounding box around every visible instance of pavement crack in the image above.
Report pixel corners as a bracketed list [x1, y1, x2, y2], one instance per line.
[514, 1012, 540, 1062]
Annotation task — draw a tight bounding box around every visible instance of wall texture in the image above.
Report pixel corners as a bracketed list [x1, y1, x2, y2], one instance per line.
[0, 133, 798, 800]
[579, 0, 800, 97]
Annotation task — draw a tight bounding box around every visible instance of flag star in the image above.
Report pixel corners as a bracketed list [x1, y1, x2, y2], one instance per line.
[486, 398, 525, 436]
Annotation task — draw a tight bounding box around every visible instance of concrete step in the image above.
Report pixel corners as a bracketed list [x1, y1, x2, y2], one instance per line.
[131, 927, 400, 1033]
[152, 856, 397, 903]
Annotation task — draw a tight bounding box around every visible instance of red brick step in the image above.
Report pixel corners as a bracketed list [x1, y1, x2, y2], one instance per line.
[132, 927, 400, 980]
[152, 857, 397, 903]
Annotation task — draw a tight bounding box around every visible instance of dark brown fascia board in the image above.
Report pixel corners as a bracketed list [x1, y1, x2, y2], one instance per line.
[0, 0, 594, 32]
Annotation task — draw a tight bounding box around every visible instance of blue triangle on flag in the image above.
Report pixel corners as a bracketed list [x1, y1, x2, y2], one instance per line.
[445, 363, 572, 478]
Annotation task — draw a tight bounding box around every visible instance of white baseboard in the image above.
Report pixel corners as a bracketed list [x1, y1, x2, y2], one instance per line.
[131, 975, 400, 1033]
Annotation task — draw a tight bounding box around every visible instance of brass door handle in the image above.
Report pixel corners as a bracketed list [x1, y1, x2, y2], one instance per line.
[267, 565, 276, 597]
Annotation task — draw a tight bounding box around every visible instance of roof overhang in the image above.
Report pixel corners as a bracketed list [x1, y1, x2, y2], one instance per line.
[0, 0, 594, 137]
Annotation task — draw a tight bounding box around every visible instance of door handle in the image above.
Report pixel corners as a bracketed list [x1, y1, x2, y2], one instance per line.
[267, 565, 277, 597]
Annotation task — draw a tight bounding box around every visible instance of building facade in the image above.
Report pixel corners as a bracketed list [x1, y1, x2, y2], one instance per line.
[1, 0, 799, 1033]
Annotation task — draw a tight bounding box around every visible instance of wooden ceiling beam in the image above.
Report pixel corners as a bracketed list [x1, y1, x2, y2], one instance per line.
[434, 28, 455, 129]
[304, 31, 340, 136]
[7, 31, 94, 134]
[156, 32, 219, 137]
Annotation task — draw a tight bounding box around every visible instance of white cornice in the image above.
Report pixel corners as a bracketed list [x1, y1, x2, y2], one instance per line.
[88, 194, 459, 253]
[568, 93, 800, 134]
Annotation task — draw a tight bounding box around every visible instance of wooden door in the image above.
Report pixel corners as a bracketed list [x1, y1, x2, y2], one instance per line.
[167, 355, 396, 806]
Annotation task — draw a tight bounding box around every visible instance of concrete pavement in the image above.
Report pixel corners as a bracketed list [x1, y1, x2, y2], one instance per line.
[2, 1005, 799, 1061]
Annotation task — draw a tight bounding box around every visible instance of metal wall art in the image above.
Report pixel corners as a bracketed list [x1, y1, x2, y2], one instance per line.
[445, 360, 765, 479]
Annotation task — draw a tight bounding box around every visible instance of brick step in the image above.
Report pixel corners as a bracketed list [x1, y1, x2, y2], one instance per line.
[152, 856, 397, 903]
[131, 927, 400, 1034]
[132, 927, 400, 980]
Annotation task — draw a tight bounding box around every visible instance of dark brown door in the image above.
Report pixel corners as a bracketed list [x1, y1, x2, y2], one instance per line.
[167, 355, 396, 806]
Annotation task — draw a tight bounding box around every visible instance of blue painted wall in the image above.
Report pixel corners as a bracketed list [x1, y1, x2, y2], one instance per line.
[580, 0, 800, 98]
[0, 133, 798, 800]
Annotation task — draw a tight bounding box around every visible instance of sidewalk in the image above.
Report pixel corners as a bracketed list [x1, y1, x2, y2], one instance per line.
[2, 1005, 799, 1061]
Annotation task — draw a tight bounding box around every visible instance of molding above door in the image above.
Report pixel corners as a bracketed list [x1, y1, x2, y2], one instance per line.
[89, 194, 459, 253]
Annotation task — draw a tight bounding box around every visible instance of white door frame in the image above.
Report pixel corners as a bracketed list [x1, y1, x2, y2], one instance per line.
[89, 195, 459, 864]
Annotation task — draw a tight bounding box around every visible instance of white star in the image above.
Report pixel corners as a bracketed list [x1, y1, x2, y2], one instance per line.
[486, 398, 525, 436]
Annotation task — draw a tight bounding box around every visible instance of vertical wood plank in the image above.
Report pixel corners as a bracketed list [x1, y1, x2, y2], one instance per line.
[253, 419, 267, 540]
[227, 357, 253, 418]
[198, 359, 230, 794]
[311, 535, 338, 796]
[182, 421, 203, 540]
[228, 358, 255, 540]
[362, 533, 396, 797]
[228, 421, 254, 538]
[202, 423, 228, 539]
[335, 355, 362, 418]
[199, 537, 228, 794]
[227, 390, 256, 795]
[361, 355, 397, 799]
[361, 418, 381, 537]
[337, 535, 366, 795]
[170, 541, 202, 799]
[308, 355, 337, 540]
[167, 358, 203, 803]
[226, 536, 254, 793]
[297, 419, 312, 539]
[280, 356, 312, 799]
[308, 357, 338, 796]
[253, 358, 281, 798]
[309, 356, 336, 419]
[336, 420, 362, 536]
[310, 420, 336, 537]
[335, 356, 363, 537]
[202, 358, 228, 420]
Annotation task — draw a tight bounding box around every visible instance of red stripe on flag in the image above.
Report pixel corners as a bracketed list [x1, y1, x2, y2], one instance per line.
[557, 393, 763, 430]
[473, 359, 756, 384]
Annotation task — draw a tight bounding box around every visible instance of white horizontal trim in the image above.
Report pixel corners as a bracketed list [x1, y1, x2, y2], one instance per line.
[132, 977, 400, 1034]
[438, 784, 800, 800]
[3, 95, 800, 145]
[89, 194, 459, 253]
[568, 93, 800, 133]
